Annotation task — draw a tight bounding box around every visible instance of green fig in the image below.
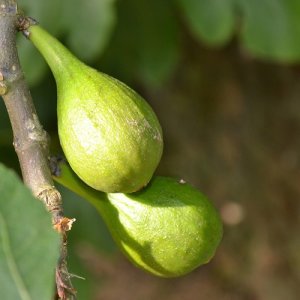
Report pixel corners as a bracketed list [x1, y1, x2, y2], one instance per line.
[54, 161, 223, 277]
[27, 25, 163, 193]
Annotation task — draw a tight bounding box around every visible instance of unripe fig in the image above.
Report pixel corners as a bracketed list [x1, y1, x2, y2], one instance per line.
[27, 25, 163, 193]
[54, 162, 223, 277]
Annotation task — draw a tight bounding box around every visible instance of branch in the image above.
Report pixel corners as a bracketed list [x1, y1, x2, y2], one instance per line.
[0, 1, 76, 299]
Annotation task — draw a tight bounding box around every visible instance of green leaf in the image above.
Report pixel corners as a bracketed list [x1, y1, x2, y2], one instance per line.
[0, 164, 60, 300]
[177, 0, 300, 62]
[61, 0, 117, 62]
[177, 0, 236, 45]
[238, 0, 300, 62]
[134, 0, 180, 87]
[100, 0, 180, 88]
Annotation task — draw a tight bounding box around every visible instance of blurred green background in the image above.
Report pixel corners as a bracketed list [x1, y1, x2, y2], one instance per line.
[1, 0, 300, 299]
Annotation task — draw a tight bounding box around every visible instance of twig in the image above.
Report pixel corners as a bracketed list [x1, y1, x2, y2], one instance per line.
[0, 1, 76, 299]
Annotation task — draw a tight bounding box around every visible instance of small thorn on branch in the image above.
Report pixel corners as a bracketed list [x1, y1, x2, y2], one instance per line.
[56, 269, 77, 300]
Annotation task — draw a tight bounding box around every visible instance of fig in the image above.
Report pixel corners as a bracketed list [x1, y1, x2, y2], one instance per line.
[27, 25, 163, 193]
[54, 162, 223, 277]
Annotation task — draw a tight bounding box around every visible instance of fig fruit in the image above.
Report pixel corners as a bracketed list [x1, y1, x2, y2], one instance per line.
[27, 25, 163, 193]
[54, 162, 223, 277]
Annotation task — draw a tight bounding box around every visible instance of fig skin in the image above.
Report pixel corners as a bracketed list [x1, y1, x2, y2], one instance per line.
[54, 162, 223, 278]
[28, 25, 163, 193]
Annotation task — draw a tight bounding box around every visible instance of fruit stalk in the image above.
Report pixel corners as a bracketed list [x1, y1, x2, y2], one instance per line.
[27, 25, 80, 82]
[53, 160, 108, 207]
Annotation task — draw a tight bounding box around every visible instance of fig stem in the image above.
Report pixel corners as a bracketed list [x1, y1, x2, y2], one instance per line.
[23, 20, 83, 83]
[51, 157, 108, 208]
[0, 4, 76, 300]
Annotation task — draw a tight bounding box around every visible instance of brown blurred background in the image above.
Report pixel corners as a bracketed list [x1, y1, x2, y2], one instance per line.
[80, 42, 300, 300]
